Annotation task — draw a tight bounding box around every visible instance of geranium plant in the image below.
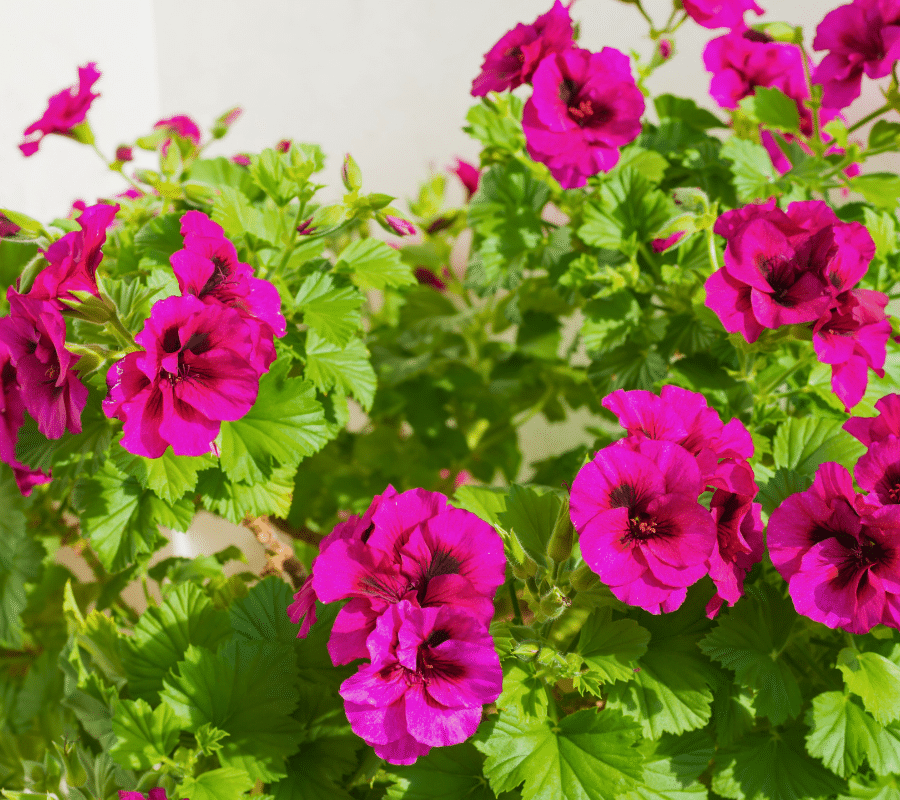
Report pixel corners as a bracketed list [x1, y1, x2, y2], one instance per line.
[5, 0, 900, 798]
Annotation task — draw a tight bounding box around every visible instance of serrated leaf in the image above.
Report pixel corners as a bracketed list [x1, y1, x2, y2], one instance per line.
[229, 576, 297, 644]
[212, 186, 278, 244]
[385, 742, 496, 800]
[452, 485, 507, 529]
[772, 417, 865, 476]
[187, 156, 264, 200]
[335, 238, 415, 291]
[160, 640, 304, 781]
[577, 611, 650, 685]
[581, 292, 641, 353]
[475, 706, 643, 800]
[294, 272, 364, 347]
[497, 484, 561, 568]
[698, 583, 801, 725]
[109, 698, 179, 770]
[111, 438, 216, 504]
[837, 648, 900, 726]
[179, 767, 255, 800]
[756, 467, 813, 517]
[839, 773, 900, 800]
[620, 731, 714, 800]
[271, 737, 359, 800]
[304, 330, 376, 411]
[122, 582, 232, 702]
[497, 661, 550, 717]
[133, 213, 183, 266]
[198, 464, 295, 523]
[851, 174, 900, 211]
[739, 87, 800, 134]
[721, 138, 779, 203]
[220, 360, 328, 482]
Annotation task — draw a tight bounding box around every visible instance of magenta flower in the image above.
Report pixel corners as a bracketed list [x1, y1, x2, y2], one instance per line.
[450, 158, 480, 199]
[845, 393, 900, 446]
[287, 576, 317, 638]
[0, 292, 88, 440]
[813, 289, 891, 411]
[30, 202, 119, 308]
[0, 215, 21, 239]
[856, 437, 900, 506]
[154, 115, 201, 146]
[19, 63, 100, 156]
[0, 343, 51, 496]
[340, 600, 502, 765]
[651, 231, 685, 253]
[116, 188, 144, 200]
[682, 0, 763, 29]
[471, 0, 574, 96]
[170, 211, 285, 374]
[813, 0, 900, 109]
[705, 200, 875, 343]
[522, 47, 644, 189]
[570, 438, 717, 614]
[103, 295, 260, 458]
[231, 154, 251, 166]
[312, 488, 506, 664]
[385, 216, 416, 237]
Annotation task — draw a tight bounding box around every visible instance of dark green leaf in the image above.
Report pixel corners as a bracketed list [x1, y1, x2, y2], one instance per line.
[576, 610, 651, 686]
[386, 742, 497, 800]
[304, 331, 376, 411]
[229, 576, 297, 644]
[497, 484, 562, 568]
[294, 272, 364, 348]
[111, 439, 215, 504]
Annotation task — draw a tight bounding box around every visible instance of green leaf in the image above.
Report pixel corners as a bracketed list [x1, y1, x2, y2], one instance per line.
[0, 467, 44, 647]
[619, 731, 714, 800]
[851, 174, 900, 211]
[229, 576, 297, 644]
[588, 346, 666, 396]
[179, 767, 255, 800]
[721, 138, 779, 203]
[294, 272, 364, 347]
[335, 238, 415, 291]
[160, 640, 304, 781]
[497, 484, 562, 568]
[739, 87, 801, 134]
[464, 95, 526, 154]
[271, 736, 359, 800]
[133, 213, 183, 266]
[772, 417, 865, 476]
[197, 464, 296, 523]
[497, 660, 550, 717]
[220, 360, 329, 482]
[111, 439, 216, 504]
[213, 186, 278, 244]
[806, 692, 900, 777]
[576, 610, 651, 686]
[451, 485, 507, 529]
[698, 583, 801, 725]
[837, 648, 900, 726]
[475, 706, 643, 800]
[581, 292, 641, 353]
[122, 582, 232, 702]
[713, 727, 843, 800]
[304, 330, 376, 411]
[862, 207, 898, 259]
[869, 121, 900, 151]
[249, 148, 295, 206]
[756, 467, 813, 517]
[386, 742, 497, 800]
[109, 698, 179, 770]
[839, 773, 900, 800]
[655, 95, 725, 130]
[187, 156, 264, 200]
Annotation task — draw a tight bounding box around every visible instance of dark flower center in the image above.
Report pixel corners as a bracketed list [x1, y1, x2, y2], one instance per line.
[162, 327, 181, 353]
[201, 255, 231, 295]
[360, 521, 375, 543]
[504, 45, 525, 64]
[627, 515, 660, 541]
[743, 29, 774, 43]
[609, 483, 637, 509]
[559, 78, 611, 128]
[425, 628, 451, 648]
[416, 548, 462, 604]
[758, 255, 798, 307]
[834, 536, 886, 590]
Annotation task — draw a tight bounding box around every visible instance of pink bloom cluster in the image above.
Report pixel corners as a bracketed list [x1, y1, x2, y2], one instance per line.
[768, 417, 900, 634]
[104, 211, 285, 457]
[287, 487, 504, 764]
[472, 2, 644, 188]
[570, 386, 763, 618]
[19, 63, 100, 156]
[705, 200, 888, 410]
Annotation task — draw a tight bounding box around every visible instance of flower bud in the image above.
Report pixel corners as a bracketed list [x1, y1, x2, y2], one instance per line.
[231, 153, 251, 166]
[384, 215, 416, 236]
[658, 38, 672, 60]
[65, 342, 107, 374]
[115, 145, 133, 162]
[546, 496, 575, 564]
[212, 106, 242, 139]
[427, 213, 457, 234]
[59, 290, 117, 325]
[341, 153, 363, 192]
[510, 556, 538, 579]
[276, 139, 292, 153]
[297, 217, 316, 235]
[539, 587, 572, 620]
[0, 214, 21, 239]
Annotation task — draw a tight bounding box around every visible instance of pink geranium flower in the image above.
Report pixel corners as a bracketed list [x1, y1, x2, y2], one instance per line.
[522, 47, 644, 189]
[287, 576, 317, 638]
[682, 0, 763, 29]
[170, 211, 285, 375]
[103, 295, 260, 458]
[0, 292, 88, 440]
[340, 600, 501, 765]
[570, 438, 717, 614]
[29, 202, 119, 308]
[845, 393, 900, 445]
[450, 158, 480, 199]
[153, 114, 202, 146]
[471, 0, 574, 96]
[19, 63, 100, 156]
[813, 288, 891, 410]
[705, 200, 875, 342]
[813, 0, 900, 109]
[312, 488, 505, 664]
[856, 436, 900, 506]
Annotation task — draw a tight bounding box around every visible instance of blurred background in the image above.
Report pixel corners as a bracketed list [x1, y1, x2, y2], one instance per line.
[2, 0, 896, 579]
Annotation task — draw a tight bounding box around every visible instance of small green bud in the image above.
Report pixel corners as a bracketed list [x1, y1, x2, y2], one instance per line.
[0, 208, 44, 235]
[341, 153, 363, 192]
[539, 587, 572, 620]
[59, 290, 117, 325]
[66, 343, 108, 375]
[511, 557, 538, 579]
[212, 106, 242, 139]
[546, 495, 575, 564]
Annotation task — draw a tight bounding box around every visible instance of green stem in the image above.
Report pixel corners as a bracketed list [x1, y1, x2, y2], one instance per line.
[107, 314, 138, 349]
[799, 48, 825, 156]
[632, 0, 655, 31]
[507, 580, 523, 625]
[90, 142, 144, 193]
[705, 229, 720, 272]
[275, 202, 307, 276]
[847, 103, 892, 134]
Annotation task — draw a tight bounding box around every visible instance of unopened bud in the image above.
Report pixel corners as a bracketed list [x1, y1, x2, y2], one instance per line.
[570, 562, 598, 592]
[427, 214, 457, 234]
[341, 153, 363, 192]
[383, 215, 416, 237]
[212, 106, 242, 139]
[546, 496, 575, 564]
[276, 139, 292, 153]
[65, 343, 108, 375]
[510, 557, 538, 580]
[59, 290, 117, 325]
[297, 217, 316, 235]
[0, 214, 21, 239]
[115, 145, 133, 162]
[658, 38, 672, 60]
[539, 587, 572, 620]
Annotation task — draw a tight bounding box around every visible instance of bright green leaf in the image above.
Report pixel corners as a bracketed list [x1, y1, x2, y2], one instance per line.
[335, 238, 415, 291]
[304, 330, 376, 411]
[497, 484, 562, 568]
[772, 417, 865, 476]
[837, 648, 900, 726]
[294, 272, 364, 347]
[179, 767, 255, 800]
[577, 610, 651, 686]
[111, 439, 216, 504]
[739, 87, 800, 134]
[109, 699, 179, 770]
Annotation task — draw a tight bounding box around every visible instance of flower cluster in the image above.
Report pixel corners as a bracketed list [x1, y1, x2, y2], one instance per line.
[287, 487, 504, 764]
[104, 211, 285, 457]
[473, 2, 644, 188]
[570, 386, 762, 617]
[705, 199, 888, 410]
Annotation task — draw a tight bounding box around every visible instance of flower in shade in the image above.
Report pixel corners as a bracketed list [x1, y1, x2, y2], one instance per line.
[312, 488, 506, 664]
[0, 292, 88, 440]
[102, 294, 260, 458]
[19, 63, 100, 156]
[385, 216, 416, 237]
[450, 158, 480, 200]
[813, 0, 900, 109]
[845, 393, 900, 446]
[30, 202, 119, 309]
[0, 342, 51, 496]
[170, 211, 285, 374]
[522, 47, 644, 189]
[812, 288, 891, 411]
[682, 0, 763, 29]
[471, 0, 574, 96]
[154, 115, 202, 146]
[340, 600, 502, 765]
[570, 438, 717, 614]
[705, 199, 875, 343]
[769, 463, 900, 633]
